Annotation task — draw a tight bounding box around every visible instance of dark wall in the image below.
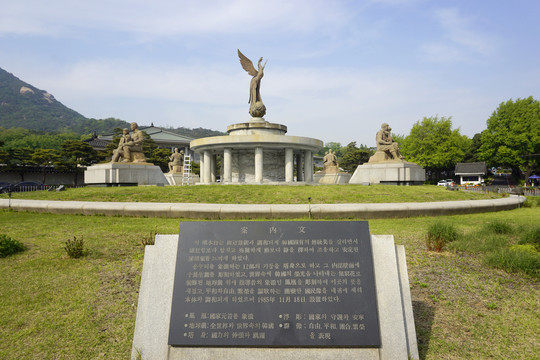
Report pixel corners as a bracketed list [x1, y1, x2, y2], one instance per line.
[0, 168, 84, 186]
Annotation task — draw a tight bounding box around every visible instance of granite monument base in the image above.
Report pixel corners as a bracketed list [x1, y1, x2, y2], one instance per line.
[131, 233, 418, 360]
[349, 162, 425, 185]
[164, 174, 200, 186]
[169, 165, 183, 174]
[84, 162, 168, 186]
[314, 173, 352, 184]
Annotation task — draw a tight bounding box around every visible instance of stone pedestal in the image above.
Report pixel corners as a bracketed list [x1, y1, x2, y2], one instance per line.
[169, 165, 183, 174]
[165, 173, 183, 186]
[323, 165, 340, 174]
[314, 173, 352, 184]
[84, 162, 168, 186]
[368, 150, 392, 163]
[131, 234, 418, 360]
[349, 162, 425, 185]
[164, 174, 200, 186]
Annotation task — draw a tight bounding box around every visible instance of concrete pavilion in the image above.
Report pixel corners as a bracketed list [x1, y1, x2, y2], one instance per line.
[190, 120, 323, 184]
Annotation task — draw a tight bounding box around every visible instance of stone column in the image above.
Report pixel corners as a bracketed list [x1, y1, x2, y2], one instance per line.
[296, 153, 303, 182]
[304, 150, 313, 182]
[203, 151, 211, 184]
[255, 147, 263, 183]
[199, 153, 205, 183]
[285, 148, 294, 182]
[211, 155, 217, 183]
[223, 148, 232, 183]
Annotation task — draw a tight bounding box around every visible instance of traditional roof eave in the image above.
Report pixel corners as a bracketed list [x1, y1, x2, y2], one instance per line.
[455, 162, 487, 176]
[96, 126, 196, 147]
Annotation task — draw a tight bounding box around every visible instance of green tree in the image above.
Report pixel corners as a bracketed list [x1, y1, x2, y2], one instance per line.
[0, 127, 78, 150]
[0, 149, 9, 164]
[320, 142, 343, 158]
[401, 116, 471, 182]
[103, 127, 125, 160]
[142, 131, 158, 158]
[60, 140, 98, 167]
[463, 133, 482, 163]
[391, 133, 406, 148]
[357, 146, 373, 165]
[0, 127, 32, 148]
[7, 147, 33, 166]
[31, 149, 62, 166]
[147, 148, 172, 172]
[340, 142, 373, 173]
[31, 149, 63, 183]
[478, 97, 540, 180]
[192, 161, 200, 176]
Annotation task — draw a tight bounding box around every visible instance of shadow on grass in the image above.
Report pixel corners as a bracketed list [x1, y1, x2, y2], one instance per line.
[413, 300, 435, 360]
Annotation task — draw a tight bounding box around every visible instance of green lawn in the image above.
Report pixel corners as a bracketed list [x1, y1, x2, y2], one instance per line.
[0, 188, 538, 359]
[0, 184, 501, 203]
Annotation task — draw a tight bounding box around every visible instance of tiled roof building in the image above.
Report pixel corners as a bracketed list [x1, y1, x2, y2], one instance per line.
[454, 162, 487, 185]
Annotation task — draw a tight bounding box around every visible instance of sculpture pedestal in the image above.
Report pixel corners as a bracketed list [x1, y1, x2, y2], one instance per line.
[368, 150, 392, 163]
[164, 174, 200, 186]
[191, 120, 322, 184]
[349, 162, 425, 185]
[84, 163, 168, 186]
[169, 165, 183, 174]
[314, 172, 351, 184]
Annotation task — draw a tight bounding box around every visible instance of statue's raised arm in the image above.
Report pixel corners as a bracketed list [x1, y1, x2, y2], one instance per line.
[238, 49, 267, 119]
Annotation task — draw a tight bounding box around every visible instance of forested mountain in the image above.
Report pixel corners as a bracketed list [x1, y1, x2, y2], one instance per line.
[0, 67, 99, 132]
[0, 67, 222, 137]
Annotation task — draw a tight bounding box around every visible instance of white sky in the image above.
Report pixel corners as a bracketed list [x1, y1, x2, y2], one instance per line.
[1, 0, 539, 146]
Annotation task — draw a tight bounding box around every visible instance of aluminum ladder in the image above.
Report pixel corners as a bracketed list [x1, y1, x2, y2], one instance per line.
[181, 153, 193, 185]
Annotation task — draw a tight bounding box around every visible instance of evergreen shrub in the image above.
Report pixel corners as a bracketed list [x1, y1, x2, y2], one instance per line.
[0, 234, 26, 257]
[64, 236, 85, 258]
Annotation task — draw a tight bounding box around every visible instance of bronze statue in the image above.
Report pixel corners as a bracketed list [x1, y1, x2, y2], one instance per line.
[111, 122, 147, 163]
[323, 149, 339, 173]
[238, 49, 267, 118]
[111, 128, 131, 162]
[168, 148, 184, 173]
[374, 123, 404, 161]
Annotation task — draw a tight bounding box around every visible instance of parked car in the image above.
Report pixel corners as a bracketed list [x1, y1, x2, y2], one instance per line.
[437, 179, 455, 187]
[8, 181, 49, 192]
[0, 182, 13, 193]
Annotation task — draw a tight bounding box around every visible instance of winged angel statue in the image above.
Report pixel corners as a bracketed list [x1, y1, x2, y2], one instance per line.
[238, 49, 267, 118]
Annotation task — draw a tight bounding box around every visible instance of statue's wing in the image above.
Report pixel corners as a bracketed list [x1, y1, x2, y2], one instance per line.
[237, 49, 257, 76]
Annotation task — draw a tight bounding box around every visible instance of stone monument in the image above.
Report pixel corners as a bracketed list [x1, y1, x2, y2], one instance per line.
[111, 122, 147, 163]
[314, 149, 352, 184]
[111, 128, 132, 163]
[164, 148, 188, 186]
[190, 50, 323, 184]
[323, 149, 339, 173]
[349, 123, 425, 185]
[168, 148, 184, 174]
[131, 221, 419, 359]
[84, 122, 168, 186]
[370, 123, 404, 162]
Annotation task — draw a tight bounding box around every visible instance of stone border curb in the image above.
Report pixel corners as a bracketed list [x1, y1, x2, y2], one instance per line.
[0, 196, 525, 219]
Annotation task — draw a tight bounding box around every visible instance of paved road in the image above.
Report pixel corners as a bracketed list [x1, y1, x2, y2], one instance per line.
[491, 174, 516, 186]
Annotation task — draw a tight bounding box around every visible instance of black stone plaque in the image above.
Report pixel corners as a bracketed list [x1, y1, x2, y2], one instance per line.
[168, 221, 380, 347]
